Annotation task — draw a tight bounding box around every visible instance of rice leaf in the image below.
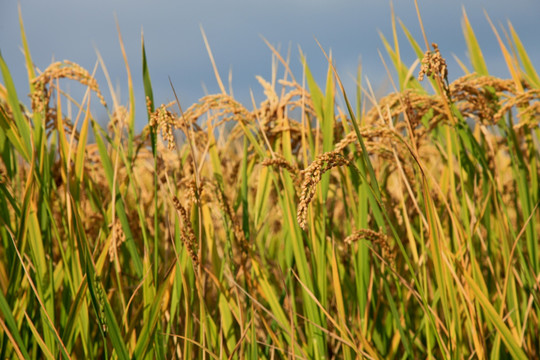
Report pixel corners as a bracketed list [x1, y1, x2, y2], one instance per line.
[462, 8, 489, 75]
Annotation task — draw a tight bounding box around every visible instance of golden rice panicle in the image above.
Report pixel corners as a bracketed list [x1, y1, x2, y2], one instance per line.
[333, 131, 358, 154]
[496, 88, 540, 127]
[185, 179, 201, 207]
[108, 219, 126, 263]
[31, 60, 106, 114]
[418, 43, 448, 84]
[261, 154, 300, 179]
[345, 229, 395, 267]
[108, 105, 129, 133]
[149, 103, 177, 150]
[0, 163, 6, 185]
[256, 75, 279, 108]
[180, 93, 253, 130]
[171, 195, 199, 265]
[297, 150, 350, 230]
[214, 184, 249, 263]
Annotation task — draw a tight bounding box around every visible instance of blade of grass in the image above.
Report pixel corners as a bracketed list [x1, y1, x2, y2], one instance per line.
[0, 289, 30, 359]
[462, 8, 489, 75]
[464, 273, 528, 360]
[91, 119, 143, 277]
[0, 51, 32, 161]
[507, 22, 540, 88]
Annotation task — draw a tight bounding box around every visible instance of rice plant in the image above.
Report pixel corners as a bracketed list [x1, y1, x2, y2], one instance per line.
[0, 4, 538, 359]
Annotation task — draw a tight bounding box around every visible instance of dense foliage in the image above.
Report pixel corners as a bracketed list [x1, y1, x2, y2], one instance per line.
[1, 6, 539, 359]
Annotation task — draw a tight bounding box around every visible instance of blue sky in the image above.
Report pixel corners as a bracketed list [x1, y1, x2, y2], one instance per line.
[1, 1, 539, 130]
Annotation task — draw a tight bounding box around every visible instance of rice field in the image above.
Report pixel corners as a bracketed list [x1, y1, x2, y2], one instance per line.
[0, 4, 539, 359]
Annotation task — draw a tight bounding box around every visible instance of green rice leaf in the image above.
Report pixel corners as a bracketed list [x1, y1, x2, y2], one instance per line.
[464, 273, 527, 360]
[462, 8, 489, 75]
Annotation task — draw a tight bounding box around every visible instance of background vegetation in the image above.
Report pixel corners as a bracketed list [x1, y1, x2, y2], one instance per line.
[1, 4, 539, 359]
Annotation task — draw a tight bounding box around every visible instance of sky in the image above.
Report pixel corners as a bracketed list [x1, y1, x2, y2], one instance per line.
[1, 0, 539, 130]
